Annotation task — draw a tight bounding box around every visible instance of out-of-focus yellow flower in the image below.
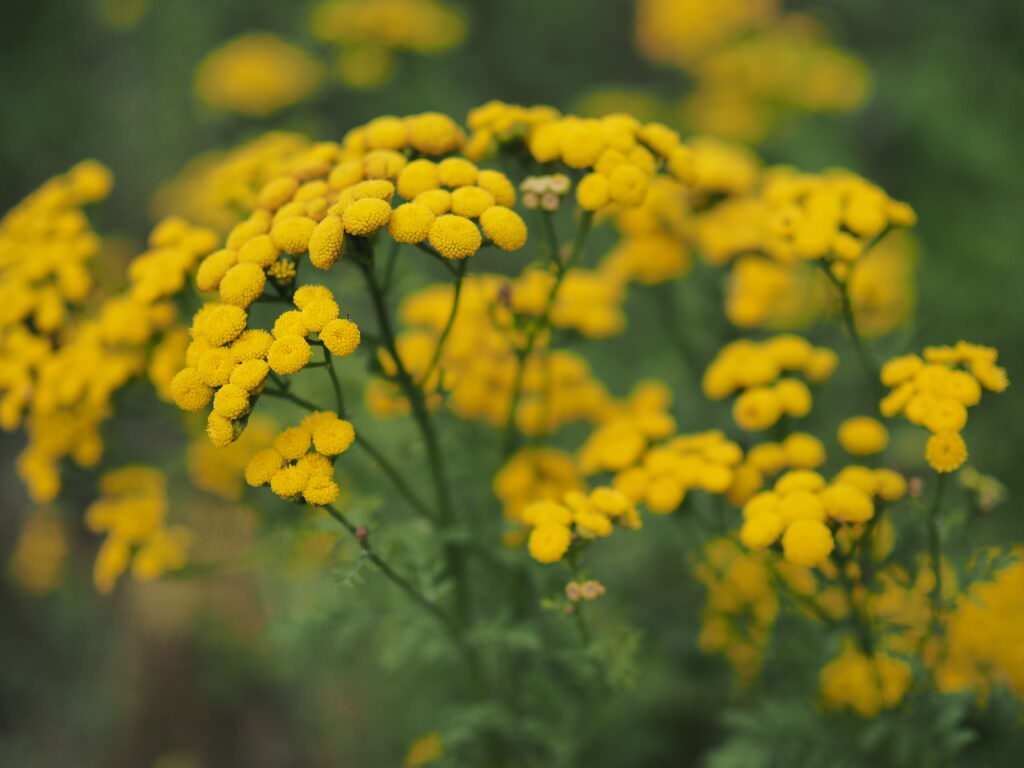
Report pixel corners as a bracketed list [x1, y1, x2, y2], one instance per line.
[195, 34, 324, 117]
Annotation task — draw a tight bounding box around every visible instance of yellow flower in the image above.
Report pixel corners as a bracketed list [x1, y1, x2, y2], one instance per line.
[739, 511, 783, 549]
[576, 173, 610, 211]
[733, 387, 781, 431]
[230, 358, 270, 391]
[271, 215, 317, 254]
[212, 383, 250, 420]
[479, 206, 527, 251]
[197, 303, 248, 346]
[320, 318, 362, 356]
[837, 416, 889, 456]
[268, 334, 312, 374]
[343, 197, 392, 236]
[781, 433, 825, 469]
[388, 202, 436, 243]
[821, 483, 874, 523]
[270, 463, 311, 498]
[926, 431, 967, 473]
[527, 522, 572, 564]
[169, 368, 214, 411]
[428, 214, 481, 259]
[309, 215, 346, 268]
[781, 519, 834, 567]
[219, 262, 266, 307]
[245, 448, 284, 486]
[195, 34, 323, 117]
[312, 418, 356, 456]
[437, 157, 478, 187]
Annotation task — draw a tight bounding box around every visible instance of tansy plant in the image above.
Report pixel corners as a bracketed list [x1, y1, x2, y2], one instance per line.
[2, 101, 1017, 765]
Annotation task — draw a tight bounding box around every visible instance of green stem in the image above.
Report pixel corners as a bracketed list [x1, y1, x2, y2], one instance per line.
[500, 211, 593, 457]
[263, 387, 319, 411]
[417, 259, 468, 389]
[821, 262, 881, 397]
[323, 348, 345, 414]
[928, 473, 949, 630]
[357, 256, 470, 624]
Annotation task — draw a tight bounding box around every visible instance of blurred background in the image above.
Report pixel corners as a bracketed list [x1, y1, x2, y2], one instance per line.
[1, 0, 1022, 765]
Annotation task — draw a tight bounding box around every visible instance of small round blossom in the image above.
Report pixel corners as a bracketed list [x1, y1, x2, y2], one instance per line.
[245, 448, 283, 487]
[271, 216, 317, 254]
[428, 214, 482, 260]
[275, 426, 311, 460]
[576, 173, 610, 211]
[219, 262, 266, 308]
[782, 519, 834, 567]
[479, 206, 527, 251]
[343, 198, 392, 236]
[170, 368, 213, 411]
[238, 234, 279, 267]
[268, 334, 312, 374]
[838, 416, 889, 456]
[926, 431, 968, 473]
[313, 418, 356, 456]
[309, 215, 345, 269]
[528, 523, 572, 564]
[320, 318, 361, 356]
[388, 202, 436, 243]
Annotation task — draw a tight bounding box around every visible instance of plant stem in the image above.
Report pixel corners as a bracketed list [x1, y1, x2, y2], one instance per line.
[323, 348, 345, 414]
[501, 211, 593, 457]
[417, 258, 468, 388]
[263, 387, 319, 411]
[821, 263, 882, 398]
[928, 472, 949, 629]
[357, 256, 470, 624]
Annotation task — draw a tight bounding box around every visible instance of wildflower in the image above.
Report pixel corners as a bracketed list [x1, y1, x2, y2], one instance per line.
[528, 522, 572, 564]
[479, 206, 527, 251]
[271, 215, 317, 254]
[926, 431, 968, 473]
[428, 214, 482, 259]
[343, 197, 392, 236]
[782, 519, 834, 567]
[268, 334, 312, 374]
[312, 417, 356, 455]
[389, 202, 436, 243]
[838, 416, 888, 456]
[309, 215, 346, 268]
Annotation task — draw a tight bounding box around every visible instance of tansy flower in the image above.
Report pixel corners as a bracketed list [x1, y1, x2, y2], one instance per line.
[389, 202, 436, 243]
[320, 318, 361, 356]
[271, 216, 317, 254]
[343, 197, 392, 236]
[312, 417, 356, 456]
[170, 368, 214, 411]
[268, 334, 312, 374]
[782, 519, 834, 567]
[926, 431, 968, 473]
[428, 214, 481, 259]
[219, 262, 266, 307]
[309, 215, 345, 268]
[528, 523, 572, 564]
[838, 416, 888, 456]
[479, 206, 527, 251]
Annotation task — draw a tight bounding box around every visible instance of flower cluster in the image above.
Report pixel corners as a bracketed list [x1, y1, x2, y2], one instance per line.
[172, 284, 359, 447]
[702, 335, 837, 431]
[310, 0, 465, 88]
[2, 161, 218, 502]
[522, 486, 640, 564]
[493, 448, 583, 525]
[85, 467, 191, 593]
[635, 0, 869, 143]
[244, 411, 355, 506]
[819, 639, 912, 717]
[738, 466, 906, 567]
[880, 342, 1009, 473]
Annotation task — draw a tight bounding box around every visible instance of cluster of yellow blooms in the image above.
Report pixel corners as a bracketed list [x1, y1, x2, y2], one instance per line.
[494, 448, 583, 526]
[311, 0, 465, 88]
[634, 0, 869, 144]
[86, 467, 191, 593]
[244, 411, 355, 506]
[194, 34, 324, 117]
[880, 343, 1009, 473]
[739, 466, 907, 567]
[153, 132, 313, 232]
[373, 272, 617, 430]
[188, 417, 277, 501]
[522, 486, 640, 564]
[171, 284, 360, 447]
[937, 556, 1024, 699]
[702, 335, 837, 431]
[696, 538, 780, 682]
[2, 161, 220, 502]
[819, 639, 912, 717]
[761, 167, 916, 267]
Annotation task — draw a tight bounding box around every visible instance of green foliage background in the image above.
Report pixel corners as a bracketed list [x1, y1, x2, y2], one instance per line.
[1, 0, 1022, 765]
